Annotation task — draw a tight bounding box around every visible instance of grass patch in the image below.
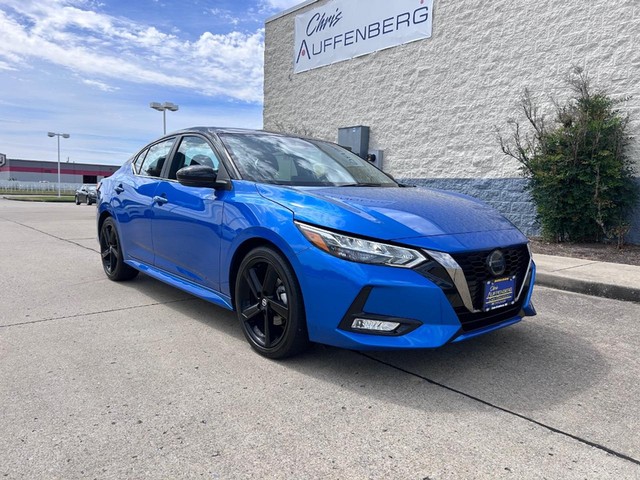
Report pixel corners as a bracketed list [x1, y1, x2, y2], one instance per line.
[0, 190, 75, 196]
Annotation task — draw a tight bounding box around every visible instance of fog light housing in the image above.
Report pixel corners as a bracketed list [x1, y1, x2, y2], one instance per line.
[351, 318, 400, 332]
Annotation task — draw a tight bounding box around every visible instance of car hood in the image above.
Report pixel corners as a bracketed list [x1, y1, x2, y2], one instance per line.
[256, 184, 520, 242]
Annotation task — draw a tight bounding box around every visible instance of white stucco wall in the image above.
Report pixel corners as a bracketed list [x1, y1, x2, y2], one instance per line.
[264, 0, 640, 180]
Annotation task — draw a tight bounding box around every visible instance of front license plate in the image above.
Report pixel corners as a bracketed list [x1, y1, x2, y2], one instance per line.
[483, 276, 516, 311]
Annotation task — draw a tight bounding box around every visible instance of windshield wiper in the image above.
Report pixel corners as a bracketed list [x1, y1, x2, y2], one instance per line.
[338, 182, 385, 187]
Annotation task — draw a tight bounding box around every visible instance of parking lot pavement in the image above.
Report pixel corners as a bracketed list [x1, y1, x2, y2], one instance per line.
[1, 199, 639, 479]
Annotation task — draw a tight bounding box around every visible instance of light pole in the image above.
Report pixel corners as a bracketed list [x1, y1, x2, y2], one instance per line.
[150, 102, 179, 134]
[47, 132, 70, 197]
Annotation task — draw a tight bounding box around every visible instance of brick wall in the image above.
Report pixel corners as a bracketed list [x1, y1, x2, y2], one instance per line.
[265, 0, 640, 243]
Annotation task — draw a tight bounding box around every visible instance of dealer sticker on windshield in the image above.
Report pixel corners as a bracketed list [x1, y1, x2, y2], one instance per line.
[483, 276, 516, 311]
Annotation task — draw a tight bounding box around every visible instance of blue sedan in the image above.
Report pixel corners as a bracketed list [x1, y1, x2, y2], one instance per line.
[97, 127, 536, 358]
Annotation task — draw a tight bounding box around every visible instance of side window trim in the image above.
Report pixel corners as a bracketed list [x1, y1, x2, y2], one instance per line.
[159, 139, 179, 179]
[167, 134, 223, 181]
[135, 137, 177, 179]
[209, 133, 242, 180]
[132, 148, 149, 174]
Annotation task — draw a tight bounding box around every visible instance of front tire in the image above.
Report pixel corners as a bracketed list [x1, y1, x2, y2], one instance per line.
[235, 247, 309, 359]
[99, 217, 139, 281]
[75, 196, 80, 205]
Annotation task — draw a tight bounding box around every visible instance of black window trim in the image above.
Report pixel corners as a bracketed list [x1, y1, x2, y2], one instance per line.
[133, 136, 178, 179]
[207, 132, 242, 180]
[148, 132, 234, 188]
[131, 148, 149, 175]
[162, 133, 224, 182]
[129, 131, 241, 183]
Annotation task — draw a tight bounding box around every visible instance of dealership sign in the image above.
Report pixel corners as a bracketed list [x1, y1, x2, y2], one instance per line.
[294, 0, 433, 73]
[0, 153, 6, 168]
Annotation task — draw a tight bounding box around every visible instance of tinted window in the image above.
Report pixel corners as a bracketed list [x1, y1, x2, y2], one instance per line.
[219, 133, 397, 187]
[138, 138, 175, 178]
[133, 149, 149, 174]
[169, 136, 220, 180]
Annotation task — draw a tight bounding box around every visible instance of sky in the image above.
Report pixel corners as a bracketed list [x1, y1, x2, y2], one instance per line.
[0, 0, 301, 165]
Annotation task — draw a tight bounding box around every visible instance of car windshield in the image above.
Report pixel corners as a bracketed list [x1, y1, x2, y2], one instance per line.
[219, 133, 397, 187]
[87, 185, 97, 191]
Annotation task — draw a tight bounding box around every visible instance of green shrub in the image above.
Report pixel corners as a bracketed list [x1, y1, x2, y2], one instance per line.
[499, 68, 638, 244]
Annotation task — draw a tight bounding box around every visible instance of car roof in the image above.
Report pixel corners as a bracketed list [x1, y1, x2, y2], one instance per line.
[171, 127, 287, 137]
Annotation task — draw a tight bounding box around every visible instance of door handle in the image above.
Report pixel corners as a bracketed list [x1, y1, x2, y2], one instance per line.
[114, 184, 124, 194]
[153, 195, 168, 205]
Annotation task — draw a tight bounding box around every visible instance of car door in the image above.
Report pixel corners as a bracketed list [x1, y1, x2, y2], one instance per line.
[78, 185, 87, 202]
[151, 135, 225, 291]
[113, 137, 176, 265]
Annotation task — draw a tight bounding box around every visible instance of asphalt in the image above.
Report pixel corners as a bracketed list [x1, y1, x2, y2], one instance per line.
[1, 198, 637, 304]
[2, 200, 640, 478]
[534, 253, 640, 304]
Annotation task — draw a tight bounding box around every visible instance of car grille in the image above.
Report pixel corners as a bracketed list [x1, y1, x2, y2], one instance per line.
[415, 244, 531, 332]
[450, 245, 530, 311]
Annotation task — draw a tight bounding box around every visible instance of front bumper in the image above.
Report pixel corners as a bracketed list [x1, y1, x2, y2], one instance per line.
[294, 246, 536, 350]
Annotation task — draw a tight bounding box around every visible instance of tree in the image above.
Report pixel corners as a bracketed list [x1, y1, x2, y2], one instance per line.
[499, 68, 638, 245]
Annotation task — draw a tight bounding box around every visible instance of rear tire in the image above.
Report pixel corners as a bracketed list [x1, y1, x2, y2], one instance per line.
[235, 247, 309, 359]
[99, 217, 139, 281]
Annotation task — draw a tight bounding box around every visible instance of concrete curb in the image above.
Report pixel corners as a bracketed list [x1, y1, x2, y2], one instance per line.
[536, 272, 640, 304]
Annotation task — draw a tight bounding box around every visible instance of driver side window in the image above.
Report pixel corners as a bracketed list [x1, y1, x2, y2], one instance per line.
[169, 136, 220, 180]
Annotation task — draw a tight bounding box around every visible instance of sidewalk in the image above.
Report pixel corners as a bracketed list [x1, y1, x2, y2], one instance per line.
[534, 253, 640, 303]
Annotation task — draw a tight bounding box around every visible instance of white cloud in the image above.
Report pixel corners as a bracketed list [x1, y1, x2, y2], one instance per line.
[80, 78, 118, 92]
[0, 60, 17, 71]
[0, 66, 263, 164]
[261, 0, 303, 11]
[0, 0, 265, 103]
[209, 8, 241, 26]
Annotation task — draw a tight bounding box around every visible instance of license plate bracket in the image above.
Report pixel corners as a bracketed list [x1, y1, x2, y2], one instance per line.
[483, 275, 516, 312]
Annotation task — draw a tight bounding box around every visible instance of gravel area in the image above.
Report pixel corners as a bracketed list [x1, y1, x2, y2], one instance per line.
[530, 238, 640, 266]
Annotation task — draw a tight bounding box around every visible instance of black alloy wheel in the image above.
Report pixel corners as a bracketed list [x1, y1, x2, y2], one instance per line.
[75, 195, 80, 205]
[86, 196, 91, 205]
[235, 247, 308, 358]
[99, 217, 139, 281]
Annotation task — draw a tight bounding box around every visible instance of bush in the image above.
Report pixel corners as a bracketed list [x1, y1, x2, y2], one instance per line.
[499, 68, 638, 245]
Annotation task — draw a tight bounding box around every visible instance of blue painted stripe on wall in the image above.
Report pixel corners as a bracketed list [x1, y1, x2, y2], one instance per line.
[403, 177, 640, 245]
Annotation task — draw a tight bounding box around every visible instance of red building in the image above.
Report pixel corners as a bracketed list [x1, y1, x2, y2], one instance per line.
[0, 157, 119, 184]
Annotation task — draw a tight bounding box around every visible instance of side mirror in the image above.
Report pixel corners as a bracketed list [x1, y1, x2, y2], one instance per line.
[176, 165, 230, 190]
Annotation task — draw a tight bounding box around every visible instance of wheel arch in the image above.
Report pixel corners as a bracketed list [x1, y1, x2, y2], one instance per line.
[228, 236, 303, 309]
[97, 210, 112, 237]
[230, 236, 310, 358]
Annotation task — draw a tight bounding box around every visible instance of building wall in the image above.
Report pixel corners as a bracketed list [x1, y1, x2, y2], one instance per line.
[264, 0, 640, 242]
[0, 158, 118, 183]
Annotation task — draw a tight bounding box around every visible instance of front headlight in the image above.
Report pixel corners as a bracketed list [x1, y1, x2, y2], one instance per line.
[295, 222, 426, 268]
